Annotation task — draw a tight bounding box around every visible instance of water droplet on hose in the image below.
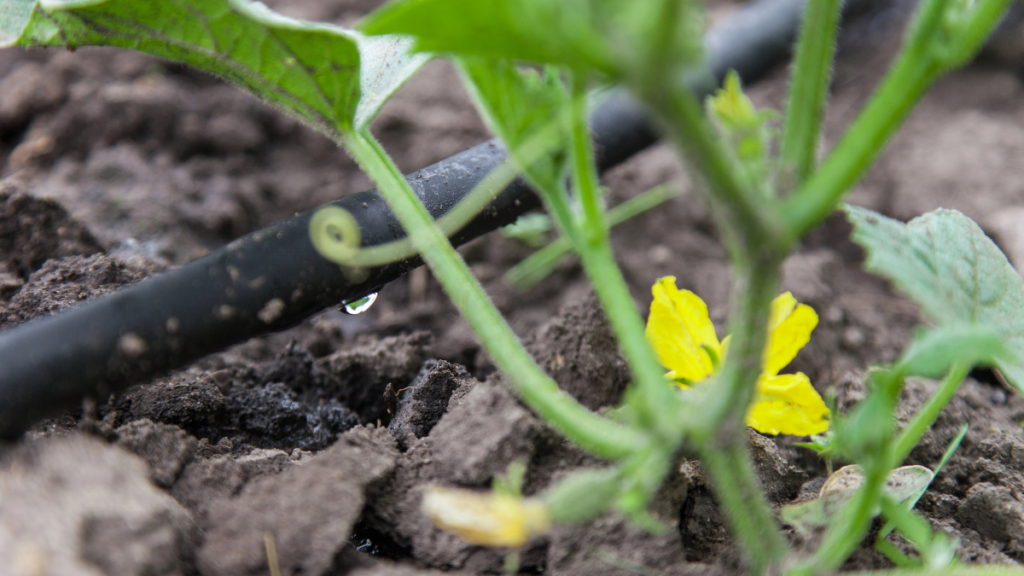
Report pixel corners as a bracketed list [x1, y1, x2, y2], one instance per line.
[341, 292, 377, 315]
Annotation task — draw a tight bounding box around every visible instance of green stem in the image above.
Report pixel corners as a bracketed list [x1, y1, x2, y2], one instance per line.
[778, 0, 842, 189]
[947, 0, 1017, 67]
[314, 122, 567, 268]
[699, 441, 788, 574]
[650, 87, 785, 256]
[780, 45, 937, 238]
[893, 362, 970, 465]
[566, 80, 682, 439]
[343, 129, 645, 459]
[780, 0, 1014, 239]
[695, 262, 788, 571]
[505, 184, 680, 290]
[701, 260, 782, 433]
[803, 455, 890, 574]
[570, 74, 607, 245]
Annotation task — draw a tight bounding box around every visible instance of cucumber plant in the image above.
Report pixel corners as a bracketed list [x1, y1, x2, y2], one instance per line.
[3, 0, 1024, 573]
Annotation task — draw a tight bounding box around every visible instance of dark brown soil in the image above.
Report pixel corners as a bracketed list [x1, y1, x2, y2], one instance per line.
[3, 1, 1024, 574]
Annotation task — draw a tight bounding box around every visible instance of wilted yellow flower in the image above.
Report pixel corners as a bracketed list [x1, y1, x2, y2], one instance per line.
[645, 276, 830, 436]
[422, 486, 551, 547]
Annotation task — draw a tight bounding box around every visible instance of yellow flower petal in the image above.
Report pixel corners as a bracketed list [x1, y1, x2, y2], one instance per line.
[746, 373, 830, 436]
[422, 486, 551, 548]
[646, 277, 721, 383]
[764, 293, 818, 376]
[767, 291, 798, 332]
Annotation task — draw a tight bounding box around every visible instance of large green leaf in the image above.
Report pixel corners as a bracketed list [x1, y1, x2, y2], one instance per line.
[360, 0, 703, 80]
[362, 0, 609, 72]
[845, 205, 1024, 392]
[1, 0, 427, 135]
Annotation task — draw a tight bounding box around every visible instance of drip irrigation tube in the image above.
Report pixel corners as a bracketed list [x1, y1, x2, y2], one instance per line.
[0, 0, 877, 438]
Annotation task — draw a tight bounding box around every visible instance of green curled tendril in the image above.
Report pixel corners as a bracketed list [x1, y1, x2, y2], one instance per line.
[310, 122, 565, 269]
[309, 205, 363, 265]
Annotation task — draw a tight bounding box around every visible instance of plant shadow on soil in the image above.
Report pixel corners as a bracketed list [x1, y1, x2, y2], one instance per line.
[4, 0, 1024, 574]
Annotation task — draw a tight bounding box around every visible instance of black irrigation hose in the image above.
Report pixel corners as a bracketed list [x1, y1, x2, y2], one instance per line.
[0, 0, 877, 438]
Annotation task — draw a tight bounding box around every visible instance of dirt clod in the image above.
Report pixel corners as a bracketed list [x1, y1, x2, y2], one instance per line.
[0, 184, 101, 280]
[957, 483, 1024, 556]
[0, 434, 198, 576]
[388, 359, 477, 450]
[321, 331, 434, 424]
[171, 447, 294, 522]
[116, 418, 198, 488]
[197, 426, 398, 576]
[431, 376, 540, 486]
[0, 252, 158, 328]
[526, 292, 631, 410]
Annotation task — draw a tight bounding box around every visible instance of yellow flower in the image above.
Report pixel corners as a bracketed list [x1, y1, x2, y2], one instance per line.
[645, 276, 830, 436]
[421, 486, 551, 547]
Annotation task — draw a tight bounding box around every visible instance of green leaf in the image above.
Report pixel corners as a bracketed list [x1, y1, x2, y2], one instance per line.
[457, 57, 570, 194]
[706, 70, 777, 196]
[360, 0, 704, 79]
[501, 213, 553, 248]
[3, 0, 427, 135]
[900, 324, 1014, 378]
[362, 0, 610, 72]
[845, 205, 1024, 394]
[0, 0, 34, 45]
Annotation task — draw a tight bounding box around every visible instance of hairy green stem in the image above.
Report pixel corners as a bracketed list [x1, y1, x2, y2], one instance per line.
[343, 129, 645, 459]
[565, 82, 682, 439]
[649, 87, 785, 255]
[314, 123, 567, 268]
[699, 441, 788, 574]
[703, 260, 782, 432]
[637, 74, 789, 568]
[781, 0, 1014, 238]
[570, 75, 608, 245]
[778, 0, 842, 189]
[695, 262, 787, 570]
[893, 362, 970, 464]
[780, 44, 936, 238]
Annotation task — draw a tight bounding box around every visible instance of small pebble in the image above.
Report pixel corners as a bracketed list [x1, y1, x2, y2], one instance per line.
[648, 244, 671, 264]
[842, 327, 866, 349]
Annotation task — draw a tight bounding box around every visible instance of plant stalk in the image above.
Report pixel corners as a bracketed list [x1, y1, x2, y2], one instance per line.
[649, 86, 785, 256]
[343, 129, 646, 459]
[780, 0, 1014, 238]
[567, 81, 682, 439]
[699, 441, 788, 574]
[636, 69, 790, 568]
[893, 362, 970, 464]
[695, 261, 787, 570]
[780, 43, 936, 238]
[704, 260, 782, 432]
[778, 0, 842, 189]
[803, 455, 890, 574]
